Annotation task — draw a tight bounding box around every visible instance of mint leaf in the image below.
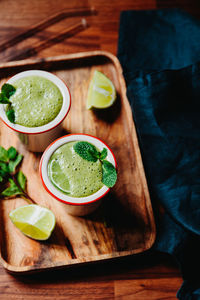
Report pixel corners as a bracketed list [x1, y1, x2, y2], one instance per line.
[1, 83, 16, 98]
[0, 169, 6, 177]
[0, 161, 9, 180]
[0, 93, 10, 104]
[73, 141, 99, 162]
[100, 148, 107, 160]
[1, 178, 22, 197]
[74, 142, 117, 187]
[8, 154, 23, 173]
[7, 146, 17, 160]
[102, 160, 117, 188]
[0, 170, 7, 180]
[16, 170, 26, 191]
[6, 108, 15, 123]
[0, 161, 9, 174]
[0, 146, 8, 162]
[0, 84, 16, 123]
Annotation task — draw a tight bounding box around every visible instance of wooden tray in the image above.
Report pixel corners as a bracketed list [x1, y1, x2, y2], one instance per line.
[0, 51, 156, 273]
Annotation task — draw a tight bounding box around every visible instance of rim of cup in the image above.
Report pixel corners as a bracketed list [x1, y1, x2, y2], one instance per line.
[39, 134, 117, 206]
[0, 70, 71, 134]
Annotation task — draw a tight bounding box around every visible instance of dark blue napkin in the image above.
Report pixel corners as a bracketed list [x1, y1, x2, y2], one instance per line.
[117, 9, 200, 299]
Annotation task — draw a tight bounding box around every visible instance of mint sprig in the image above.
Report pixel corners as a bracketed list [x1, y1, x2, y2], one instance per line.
[0, 145, 56, 240]
[73, 141, 117, 188]
[0, 146, 32, 200]
[0, 83, 16, 123]
[0, 146, 26, 197]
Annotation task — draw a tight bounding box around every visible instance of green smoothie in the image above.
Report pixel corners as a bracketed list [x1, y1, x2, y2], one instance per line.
[48, 141, 103, 198]
[8, 75, 63, 127]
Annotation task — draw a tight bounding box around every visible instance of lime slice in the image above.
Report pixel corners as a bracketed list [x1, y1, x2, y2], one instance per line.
[48, 158, 70, 194]
[86, 70, 116, 109]
[9, 204, 56, 241]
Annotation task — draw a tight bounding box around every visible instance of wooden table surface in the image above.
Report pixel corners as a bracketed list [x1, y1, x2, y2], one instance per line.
[0, 0, 199, 299]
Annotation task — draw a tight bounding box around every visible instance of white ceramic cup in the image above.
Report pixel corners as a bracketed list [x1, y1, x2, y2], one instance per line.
[0, 70, 71, 152]
[39, 134, 117, 216]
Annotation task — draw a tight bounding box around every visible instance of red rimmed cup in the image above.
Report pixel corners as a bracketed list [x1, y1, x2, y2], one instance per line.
[0, 70, 71, 152]
[39, 134, 117, 216]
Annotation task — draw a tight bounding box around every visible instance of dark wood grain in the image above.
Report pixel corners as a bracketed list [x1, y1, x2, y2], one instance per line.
[6, 20, 88, 61]
[0, 0, 196, 298]
[0, 7, 95, 53]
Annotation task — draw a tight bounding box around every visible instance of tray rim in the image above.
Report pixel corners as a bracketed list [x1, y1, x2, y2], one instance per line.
[0, 50, 156, 273]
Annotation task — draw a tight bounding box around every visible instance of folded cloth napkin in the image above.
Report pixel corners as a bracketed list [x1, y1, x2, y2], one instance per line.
[117, 9, 200, 299]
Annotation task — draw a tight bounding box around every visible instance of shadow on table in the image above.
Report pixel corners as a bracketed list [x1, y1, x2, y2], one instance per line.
[8, 250, 181, 284]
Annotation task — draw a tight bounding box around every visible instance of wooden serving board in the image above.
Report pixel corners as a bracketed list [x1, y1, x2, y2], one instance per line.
[0, 51, 156, 273]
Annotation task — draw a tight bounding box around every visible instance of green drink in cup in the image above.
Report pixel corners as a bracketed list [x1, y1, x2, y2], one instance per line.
[40, 134, 117, 216]
[48, 141, 104, 197]
[0, 70, 71, 152]
[8, 75, 63, 127]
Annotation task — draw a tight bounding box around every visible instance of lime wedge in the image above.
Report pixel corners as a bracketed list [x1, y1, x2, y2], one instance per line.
[9, 204, 56, 241]
[48, 158, 70, 194]
[86, 70, 116, 109]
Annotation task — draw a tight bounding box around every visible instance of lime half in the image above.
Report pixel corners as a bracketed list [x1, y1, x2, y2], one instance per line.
[86, 70, 116, 109]
[48, 158, 70, 194]
[9, 204, 56, 241]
